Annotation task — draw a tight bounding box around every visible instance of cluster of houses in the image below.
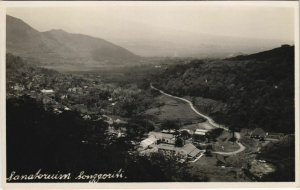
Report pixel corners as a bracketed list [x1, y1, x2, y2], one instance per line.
[138, 125, 287, 162]
[248, 128, 285, 141]
[138, 129, 208, 162]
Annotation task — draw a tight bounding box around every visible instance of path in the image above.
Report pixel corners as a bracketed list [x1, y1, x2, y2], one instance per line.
[150, 83, 245, 155]
[212, 132, 246, 155]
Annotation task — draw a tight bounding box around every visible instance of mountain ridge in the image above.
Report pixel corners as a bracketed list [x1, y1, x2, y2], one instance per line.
[227, 44, 294, 61]
[6, 15, 140, 70]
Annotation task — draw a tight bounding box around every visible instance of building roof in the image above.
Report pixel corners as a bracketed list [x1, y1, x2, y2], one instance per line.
[155, 142, 202, 158]
[251, 128, 266, 136]
[162, 129, 176, 134]
[267, 132, 284, 136]
[41, 89, 54, 93]
[189, 148, 201, 157]
[156, 144, 179, 152]
[195, 129, 209, 133]
[149, 132, 174, 139]
[140, 137, 157, 148]
[115, 119, 127, 124]
[266, 133, 284, 140]
[182, 143, 197, 154]
[194, 129, 209, 135]
[182, 143, 201, 157]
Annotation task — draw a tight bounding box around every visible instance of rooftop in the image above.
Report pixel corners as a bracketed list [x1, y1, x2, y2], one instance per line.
[149, 131, 174, 139]
[140, 137, 157, 148]
[41, 89, 54, 93]
[251, 128, 266, 136]
[194, 129, 209, 135]
[182, 143, 201, 157]
[156, 144, 180, 152]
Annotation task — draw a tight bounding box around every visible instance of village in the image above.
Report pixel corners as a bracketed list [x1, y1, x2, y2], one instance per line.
[7, 71, 287, 168]
[138, 129, 207, 163]
[6, 63, 290, 180]
[133, 120, 286, 164]
[6, 67, 149, 123]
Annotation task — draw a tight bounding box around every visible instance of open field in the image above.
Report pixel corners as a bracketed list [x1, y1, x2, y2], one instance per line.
[147, 86, 245, 154]
[144, 95, 206, 124]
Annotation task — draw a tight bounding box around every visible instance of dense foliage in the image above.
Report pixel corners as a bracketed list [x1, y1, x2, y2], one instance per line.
[7, 96, 204, 182]
[259, 135, 295, 181]
[152, 45, 294, 133]
[6, 54, 203, 182]
[6, 53, 154, 118]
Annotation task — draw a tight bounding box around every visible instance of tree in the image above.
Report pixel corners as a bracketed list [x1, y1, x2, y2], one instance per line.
[160, 119, 180, 130]
[125, 118, 155, 139]
[205, 148, 212, 157]
[228, 127, 237, 143]
[181, 130, 191, 140]
[125, 152, 207, 182]
[175, 137, 184, 147]
[208, 128, 223, 141]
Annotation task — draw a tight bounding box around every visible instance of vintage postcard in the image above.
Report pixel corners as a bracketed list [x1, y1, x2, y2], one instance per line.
[0, 1, 299, 189]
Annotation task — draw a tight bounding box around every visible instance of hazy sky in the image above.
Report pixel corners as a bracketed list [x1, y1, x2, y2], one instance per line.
[7, 5, 295, 44]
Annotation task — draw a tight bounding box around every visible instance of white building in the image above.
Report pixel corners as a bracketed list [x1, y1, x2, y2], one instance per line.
[194, 129, 209, 136]
[140, 136, 157, 149]
[41, 89, 54, 94]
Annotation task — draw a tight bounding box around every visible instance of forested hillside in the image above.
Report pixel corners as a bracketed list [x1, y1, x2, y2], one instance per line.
[152, 45, 294, 133]
[6, 54, 203, 182]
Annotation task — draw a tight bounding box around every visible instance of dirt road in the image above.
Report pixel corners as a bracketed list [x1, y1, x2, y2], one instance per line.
[150, 83, 245, 155]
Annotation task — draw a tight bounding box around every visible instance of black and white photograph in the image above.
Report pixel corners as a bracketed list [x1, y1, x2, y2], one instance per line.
[1, 1, 299, 187]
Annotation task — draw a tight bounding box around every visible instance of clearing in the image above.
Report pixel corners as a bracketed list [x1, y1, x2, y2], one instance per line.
[144, 94, 205, 124]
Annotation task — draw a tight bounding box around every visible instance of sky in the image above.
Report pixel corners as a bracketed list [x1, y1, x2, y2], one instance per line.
[7, 5, 295, 44]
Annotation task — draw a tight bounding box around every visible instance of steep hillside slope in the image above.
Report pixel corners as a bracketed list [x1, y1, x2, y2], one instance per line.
[152, 45, 295, 133]
[6, 15, 139, 70]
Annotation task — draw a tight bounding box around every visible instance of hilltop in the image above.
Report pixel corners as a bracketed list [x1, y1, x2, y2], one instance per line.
[6, 15, 140, 71]
[228, 44, 294, 61]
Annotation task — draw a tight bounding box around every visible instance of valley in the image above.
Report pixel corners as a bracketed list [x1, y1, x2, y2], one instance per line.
[6, 44, 295, 182]
[5, 14, 295, 183]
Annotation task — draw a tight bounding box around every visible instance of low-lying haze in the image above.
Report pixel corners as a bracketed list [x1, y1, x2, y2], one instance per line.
[7, 4, 295, 57]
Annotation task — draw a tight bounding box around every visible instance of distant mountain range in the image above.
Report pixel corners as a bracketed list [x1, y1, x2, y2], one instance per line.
[6, 15, 293, 71]
[111, 27, 293, 58]
[6, 15, 139, 70]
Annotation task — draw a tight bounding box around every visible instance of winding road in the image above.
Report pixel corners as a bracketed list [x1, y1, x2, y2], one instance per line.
[212, 132, 246, 155]
[150, 83, 245, 155]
